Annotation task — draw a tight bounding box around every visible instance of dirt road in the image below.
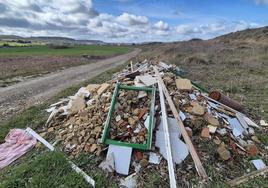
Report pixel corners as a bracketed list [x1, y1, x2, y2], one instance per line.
[0, 48, 141, 123]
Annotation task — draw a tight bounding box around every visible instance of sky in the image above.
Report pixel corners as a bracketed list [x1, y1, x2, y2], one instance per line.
[0, 0, 268, 43]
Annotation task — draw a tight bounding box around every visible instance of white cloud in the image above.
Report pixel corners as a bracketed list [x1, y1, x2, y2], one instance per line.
[117, 12, 149, 26]
[154, 21, 169, 31]
[0, 0, 262, 42]
[255, 0, 268, 4]
[175, 21, 259, 39]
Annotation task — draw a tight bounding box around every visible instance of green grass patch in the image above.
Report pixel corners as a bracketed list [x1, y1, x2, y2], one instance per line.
[0, 152, 90, 188]
[0, 45, 131, 56]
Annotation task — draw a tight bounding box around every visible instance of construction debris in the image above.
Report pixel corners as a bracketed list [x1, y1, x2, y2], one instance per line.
[39, 60, 265, 187]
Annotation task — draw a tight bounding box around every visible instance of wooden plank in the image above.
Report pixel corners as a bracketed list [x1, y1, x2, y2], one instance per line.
[154, 66, 208, 179]
[228, 166, 268, 187]
[157, 77, 177, 188]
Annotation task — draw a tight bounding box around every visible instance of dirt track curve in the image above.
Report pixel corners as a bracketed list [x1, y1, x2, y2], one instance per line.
[0, 48, 141, 123]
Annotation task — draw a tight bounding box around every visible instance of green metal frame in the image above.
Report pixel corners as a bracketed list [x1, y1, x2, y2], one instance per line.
[101, 83, 156, 150]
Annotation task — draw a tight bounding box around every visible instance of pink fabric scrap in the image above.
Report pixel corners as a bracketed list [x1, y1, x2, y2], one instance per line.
[0, 129, 37, 169]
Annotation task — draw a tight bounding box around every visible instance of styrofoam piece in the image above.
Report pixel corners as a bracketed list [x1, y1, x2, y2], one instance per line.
[149, 152, 161, 164]
[107, 145, 132, 175]
[251, 159, 266, 170]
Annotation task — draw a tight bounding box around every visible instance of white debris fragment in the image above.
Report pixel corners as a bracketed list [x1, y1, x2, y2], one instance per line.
[149, 152, 161, 164]
[179, 111, 186, 121]
[99, 153, 115, 173]
[75, 87, 90, 98]
[260, 120, 268, 126]
[243, 116, 259, 128]
[251, 159, 266, 170]
[120, 173, 137, 188]
[137, 75, 157, 86]
[107, 145, 132, 175]
[144, 115, 150, 130]
[159, 61, 172, 69]
[46, 106, 56, 113]
[156, 117, 189, 164]
[207, 125, 217, 133]
[217, 128, 227, 136]
[189, 94, 197, 100]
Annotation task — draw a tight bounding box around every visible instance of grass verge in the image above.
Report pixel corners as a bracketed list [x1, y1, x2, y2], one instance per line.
[0, 63, 126, 188]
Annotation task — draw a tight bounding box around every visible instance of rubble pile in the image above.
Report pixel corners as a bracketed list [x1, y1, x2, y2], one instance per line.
[110, 90, 150, 144]
[43, 60, 267, 186]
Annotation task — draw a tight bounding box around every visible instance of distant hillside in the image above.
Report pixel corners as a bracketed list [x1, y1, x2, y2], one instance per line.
[139, 25, 268, 120]
[0, 35, 106, 45]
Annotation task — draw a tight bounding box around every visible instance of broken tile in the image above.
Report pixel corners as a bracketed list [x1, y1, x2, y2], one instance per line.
[97, 83, 110, 96]
[207, 125, 217, 133]
[205, 114, 220, 126]
[251, 159, 266, 170]
[86, 84, 100, 93]
[175, 78, 192, 91]
[69, 96, 86, 114]
[201, 127, 210, 138]
[217, 143, 231, 161]
[190, 101, 205, 116]
[246, 144, 258, 156]
[107, 145, 132, 175]
[137, 75, 157, 86]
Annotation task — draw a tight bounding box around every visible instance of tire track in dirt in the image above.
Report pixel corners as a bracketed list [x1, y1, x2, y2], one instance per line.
[0, 48, 141, 123]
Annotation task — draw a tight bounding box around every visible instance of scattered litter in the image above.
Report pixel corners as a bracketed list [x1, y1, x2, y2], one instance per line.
[107, 145, 132, 175]
[37, 60, 264, 186]
[0, 129, 37, 169]
[251, 159, 266, 170]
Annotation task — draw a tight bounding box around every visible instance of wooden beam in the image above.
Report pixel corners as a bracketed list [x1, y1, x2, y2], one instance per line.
[154, 66, 208, 179]
[157, 77, 177, 188]
[228, 167, 268, 187]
